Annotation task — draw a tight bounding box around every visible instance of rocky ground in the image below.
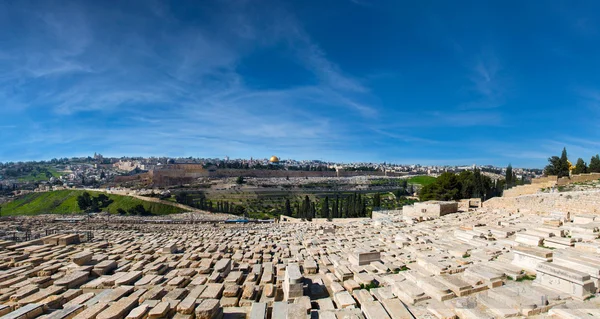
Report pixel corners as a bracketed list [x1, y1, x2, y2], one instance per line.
[0, 205, 599, 319]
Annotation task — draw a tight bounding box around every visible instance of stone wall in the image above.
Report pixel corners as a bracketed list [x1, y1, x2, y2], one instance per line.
[503, 173, 600, 198]
[503, 183, 554, 197]
[118, 165, 408, 186]
[557, 173, 600, 186]
[208, 169, 403, 178]
[114, 172, 151, 184]
[485, 190, 600, 215]
[532, 176, 558, 185]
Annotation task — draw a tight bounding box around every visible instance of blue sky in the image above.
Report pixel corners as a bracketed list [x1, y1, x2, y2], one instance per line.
[1, 0, 599, 167]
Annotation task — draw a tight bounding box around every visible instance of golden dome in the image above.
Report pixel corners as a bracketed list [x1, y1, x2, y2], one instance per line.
[269, 156, 280, 163]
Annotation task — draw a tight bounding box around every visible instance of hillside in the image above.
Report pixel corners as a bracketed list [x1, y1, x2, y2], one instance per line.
[406, 175, 437, 186]
[0, 190, 187, 216]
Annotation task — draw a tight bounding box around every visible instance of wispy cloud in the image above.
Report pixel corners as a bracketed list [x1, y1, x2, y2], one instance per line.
[0, 1, 385, 162]
[459, 51, 508, 110]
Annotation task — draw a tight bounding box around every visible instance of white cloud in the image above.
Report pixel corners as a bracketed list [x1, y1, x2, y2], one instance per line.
[459, 51, 508, 110]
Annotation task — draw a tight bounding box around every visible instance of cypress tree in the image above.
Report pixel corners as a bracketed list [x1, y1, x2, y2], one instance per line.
[573, 158, 588, 174]
[322, 196, 330, 219]
[590, 155, 600, 173]
[559, 147, 569, 177]
[332, 196, 339, 219]
[299, 201, 305, 219]
[362, 200, 367, 217]
[373, 193, 381, 209]
[285, 199, 292, 216]
[343, 197, 349, 218]
[505, 164, 513, 188]
[303, 196, 311, 219]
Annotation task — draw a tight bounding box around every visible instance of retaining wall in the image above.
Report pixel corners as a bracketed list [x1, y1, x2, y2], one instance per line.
[485, 190, 600, 215]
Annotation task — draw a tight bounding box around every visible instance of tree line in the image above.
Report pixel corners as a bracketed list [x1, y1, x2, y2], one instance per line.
[544, 148, 600, 177]
[174, 192, 247, 217]
[283, 193, 370, 220]
[419, 170, 504, 201]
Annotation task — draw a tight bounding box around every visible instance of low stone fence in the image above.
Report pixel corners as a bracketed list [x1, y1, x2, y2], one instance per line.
[485, 190, 600, 215]
[557, 173, 600, 186]
[503, 173, 600, 197]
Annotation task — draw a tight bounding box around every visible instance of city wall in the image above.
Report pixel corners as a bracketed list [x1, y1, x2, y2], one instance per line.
[207, 169, 403, 178]
[485, 190, 600, 215]
[115, 164, 407, 187]
[114, 172, 151, 184]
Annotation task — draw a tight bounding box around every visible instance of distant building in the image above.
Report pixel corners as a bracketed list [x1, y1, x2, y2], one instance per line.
[113, 160, 145, 172]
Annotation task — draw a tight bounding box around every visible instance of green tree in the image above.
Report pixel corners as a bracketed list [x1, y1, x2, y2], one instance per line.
[544, 156, 561, 176]
[505, 164, 513, 188]
[294, 201, 300, 218]
[589, 154, 600, 173]
[401, 179, 408, 189]
[302, 196, 311, 220]
[236, 176, 245, 184]
[77, 192, 92, 212]
[458, 171, 474, 198]
[420, 171, 496, 201]
[544, 148, 571, 177]
[573, 158, 588, 175]
[117, 208, 127, 215]
[332, 196, 339, 219]
[129, 204, 147, 216]
[175, 193, 191, 205]
[321, 196, 330, 220]
[372, 193, 381, 209]
[234, 205, 246, 217]
[284, 199, 292, 216]
[559, 147, 570, 177]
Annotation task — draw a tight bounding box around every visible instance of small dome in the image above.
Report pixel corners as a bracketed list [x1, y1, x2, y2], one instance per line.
[269, 156, 280, 163]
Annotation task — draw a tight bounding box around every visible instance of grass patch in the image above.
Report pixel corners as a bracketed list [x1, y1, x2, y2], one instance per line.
[506, 276, 514, 281]
[16, 166, 63, 182]
[462, 253, 471, 258]
[394, 266, 410, 273]
[0, 190, 186, 216]
[516, 274, 536, 282]
[406, 176, 437, 186]
[359, 282, 380, 291]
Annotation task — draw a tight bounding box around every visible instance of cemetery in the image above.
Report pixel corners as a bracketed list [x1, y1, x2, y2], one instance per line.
[1, 200, 600, 319]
